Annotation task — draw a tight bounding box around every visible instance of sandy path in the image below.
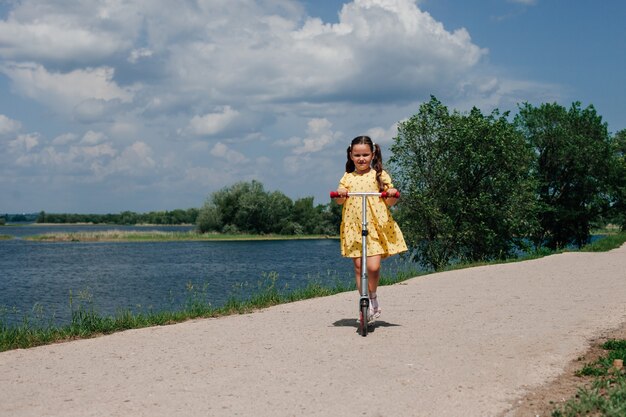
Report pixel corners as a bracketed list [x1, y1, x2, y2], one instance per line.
[1, 245, 625, 417]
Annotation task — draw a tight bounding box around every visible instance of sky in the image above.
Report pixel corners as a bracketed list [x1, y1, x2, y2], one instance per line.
[1, 0, 624, 214]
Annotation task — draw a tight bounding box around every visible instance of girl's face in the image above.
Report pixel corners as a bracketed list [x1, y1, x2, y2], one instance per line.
[350, 143, 373, 173]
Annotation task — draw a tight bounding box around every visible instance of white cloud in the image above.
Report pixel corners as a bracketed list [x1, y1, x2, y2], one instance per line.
[80, 130, 108, 145]
[0, 20, 127, 63]
[210, 142, 249, 164]
[1, 63, 137, 112]
[8, 133, 39, 153]
[0, 114, 21, 135]
[364, 123, 399, 145]
[0, 1, 139, 63]
[508, 0, 537, 5]
[188, 106, 240, 136]
[292, 118, 342, 154]
[0, 0, 560, 211]
[52, 133, 79, 146]
[128, 48, 153, 64]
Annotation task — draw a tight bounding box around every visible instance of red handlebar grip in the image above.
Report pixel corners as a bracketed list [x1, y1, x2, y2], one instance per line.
[381, 191, 401, 198]
[330, 191, 340, 198]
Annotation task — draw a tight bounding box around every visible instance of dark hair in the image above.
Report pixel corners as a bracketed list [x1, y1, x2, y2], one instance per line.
[345, 135, 385, 192]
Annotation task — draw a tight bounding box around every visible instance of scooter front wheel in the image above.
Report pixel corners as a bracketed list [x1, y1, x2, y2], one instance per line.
[360, 304, 369, 337]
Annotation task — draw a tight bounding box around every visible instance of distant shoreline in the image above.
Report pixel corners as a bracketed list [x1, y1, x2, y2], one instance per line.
[21, 230, 338, 242]
[7, 222, 196, 227]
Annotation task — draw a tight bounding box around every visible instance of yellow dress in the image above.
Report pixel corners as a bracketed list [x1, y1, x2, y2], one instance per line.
[338, 169, 408, 258]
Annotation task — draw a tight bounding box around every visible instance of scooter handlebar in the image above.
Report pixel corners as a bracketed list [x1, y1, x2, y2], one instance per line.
[329, 191, 400, 199]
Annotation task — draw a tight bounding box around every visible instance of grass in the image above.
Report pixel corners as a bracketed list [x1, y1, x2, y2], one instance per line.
[552, 339, 626, 417]
[1, 231, 624, 353]
[23, 230, 335, 242]
[0, 234, 12, 240]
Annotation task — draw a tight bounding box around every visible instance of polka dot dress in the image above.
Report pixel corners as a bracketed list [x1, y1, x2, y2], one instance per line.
[338, 169, 408, 258]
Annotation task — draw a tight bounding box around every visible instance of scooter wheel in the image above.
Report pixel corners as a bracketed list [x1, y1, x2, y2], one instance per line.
[360, 305, 369, 337]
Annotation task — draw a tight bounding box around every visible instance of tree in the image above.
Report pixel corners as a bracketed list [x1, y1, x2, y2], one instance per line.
[197, 201, 223, 233]
[607, 129, 626, 229]
[198, 180, 296, 234]
[515, 102, 613, 249]
[390, 96, 538, 270]
[197, 180, 338, 235]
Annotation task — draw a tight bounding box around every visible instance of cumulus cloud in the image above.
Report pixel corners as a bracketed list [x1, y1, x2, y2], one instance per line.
[290, 118, 342, 155]
[210, 142, 249, 164]
[188, 106, 240, 136]
[80, 130, 108, 145]
[52, 133, 79, 146]
[0, 114, 21, 135]
[0, 0, 555, 211]
[8, 133, 39, 153]
[0, 1, 138, 64]
[128, 48, 153, 64]
[1, 63, 137, 113]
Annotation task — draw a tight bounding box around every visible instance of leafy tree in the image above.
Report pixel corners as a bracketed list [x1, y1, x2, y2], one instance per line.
[197, 180, 339, 235]
[515, 102, 613, 248]
[607, 129, 626, 229]
[197, 201, 223, 233]
[199, 180, 293, 234]
[390, 96, 537, 270]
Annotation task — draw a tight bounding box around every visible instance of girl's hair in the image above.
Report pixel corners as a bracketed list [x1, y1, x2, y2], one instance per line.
[345, 135, 385, 192]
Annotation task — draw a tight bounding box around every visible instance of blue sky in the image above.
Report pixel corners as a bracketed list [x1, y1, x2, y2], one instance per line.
[1, 0, 624, 214]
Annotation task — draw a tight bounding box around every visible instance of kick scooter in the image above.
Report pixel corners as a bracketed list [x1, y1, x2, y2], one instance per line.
[330, 190, 398, 336]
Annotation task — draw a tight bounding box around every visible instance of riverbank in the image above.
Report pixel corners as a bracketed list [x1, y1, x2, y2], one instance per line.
[2, 241, 625, 416]
[2, 232, 624, 352]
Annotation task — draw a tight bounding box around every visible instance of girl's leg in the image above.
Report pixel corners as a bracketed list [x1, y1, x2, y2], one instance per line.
[352, 257, 362, 293]
[366, 255, 381, 295]
[352, 255, 382, 293]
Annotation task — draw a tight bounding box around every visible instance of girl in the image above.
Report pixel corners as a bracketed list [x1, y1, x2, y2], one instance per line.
[334, 135, 408, 321]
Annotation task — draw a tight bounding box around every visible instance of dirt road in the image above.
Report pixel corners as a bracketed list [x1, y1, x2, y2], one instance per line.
[2, 245, 625, 417]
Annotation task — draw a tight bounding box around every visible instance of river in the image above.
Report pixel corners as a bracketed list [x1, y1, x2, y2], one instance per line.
[0, 224, 416, 327]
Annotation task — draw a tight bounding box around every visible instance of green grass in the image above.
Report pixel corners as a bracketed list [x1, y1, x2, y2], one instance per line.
[0, 234, 12, 240]
[552, 339, 626, 417]
[580, 231, 626, 252]
[24, 230, 336, 242]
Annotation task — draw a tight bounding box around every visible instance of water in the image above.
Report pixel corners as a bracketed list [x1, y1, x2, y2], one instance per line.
[0, 225, 416, 327]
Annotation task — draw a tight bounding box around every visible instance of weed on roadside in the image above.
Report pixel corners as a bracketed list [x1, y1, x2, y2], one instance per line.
[552, 339, 626, 417]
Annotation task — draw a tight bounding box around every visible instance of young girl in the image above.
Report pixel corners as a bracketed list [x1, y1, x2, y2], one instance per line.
[334, 135, 408, 321]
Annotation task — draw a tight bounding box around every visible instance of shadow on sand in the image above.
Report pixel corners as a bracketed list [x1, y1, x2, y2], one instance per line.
[332, 318, 401, 333]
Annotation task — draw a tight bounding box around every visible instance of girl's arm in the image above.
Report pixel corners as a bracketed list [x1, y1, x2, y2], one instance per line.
[381, 171, 399, 206]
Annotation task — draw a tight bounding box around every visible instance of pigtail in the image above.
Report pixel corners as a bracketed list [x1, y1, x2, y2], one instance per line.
[345, 146, 355, 173]
[372, 143, 385, 192]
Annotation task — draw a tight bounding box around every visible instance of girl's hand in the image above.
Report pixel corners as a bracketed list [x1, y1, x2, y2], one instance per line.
[385, 188, 399, 206]
[386, 188, 398, 198]
[335, 188, 348, 205]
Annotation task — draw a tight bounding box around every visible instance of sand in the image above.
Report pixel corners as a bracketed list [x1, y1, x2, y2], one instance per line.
[1, 244, 625, 417]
